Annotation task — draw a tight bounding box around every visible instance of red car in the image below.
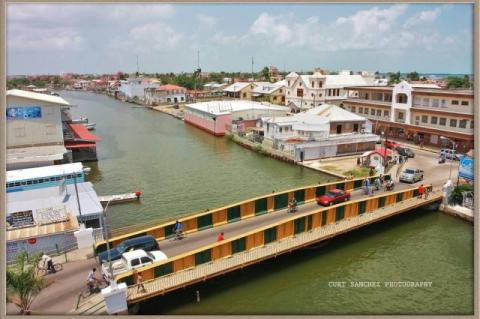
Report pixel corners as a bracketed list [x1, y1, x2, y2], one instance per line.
[385, 140, 400, 149]
[317, 189, 351, 206]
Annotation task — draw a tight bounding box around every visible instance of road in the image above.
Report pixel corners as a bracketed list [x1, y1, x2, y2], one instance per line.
[9, 147, 455, 314]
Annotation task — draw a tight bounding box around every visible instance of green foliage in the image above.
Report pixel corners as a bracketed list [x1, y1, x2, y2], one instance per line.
[406, 71, 419, 81]
[261, 66, 270, 81]
[388, 71, 401, 85]
[449, 183, 474, 205]
[343, 167, 370, 178]
[6, 251, 45, 314]
[447, 75, 471, 89]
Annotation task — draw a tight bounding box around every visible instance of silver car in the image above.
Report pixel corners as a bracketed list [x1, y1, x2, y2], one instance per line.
[399, 168, 424, 183]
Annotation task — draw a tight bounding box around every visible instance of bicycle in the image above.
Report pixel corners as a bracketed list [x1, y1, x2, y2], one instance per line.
[37, 262, 63, 276]
[81, 278, 108, 298]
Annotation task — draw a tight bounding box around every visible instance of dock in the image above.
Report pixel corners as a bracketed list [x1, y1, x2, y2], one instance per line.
[98, 192, 141, 206]
[73, 178, 442, 315]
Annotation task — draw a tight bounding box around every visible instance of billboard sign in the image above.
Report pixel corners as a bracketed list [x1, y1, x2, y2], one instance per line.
[458, 156, 474, 181]
[6, 106, 42, 120]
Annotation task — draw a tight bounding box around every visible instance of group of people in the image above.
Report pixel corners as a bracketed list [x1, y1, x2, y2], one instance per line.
[363, 175, 394, 195]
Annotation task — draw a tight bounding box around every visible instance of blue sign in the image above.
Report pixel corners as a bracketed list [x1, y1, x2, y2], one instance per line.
[6, 106, 42, 120]
[458, 156, 474, 181]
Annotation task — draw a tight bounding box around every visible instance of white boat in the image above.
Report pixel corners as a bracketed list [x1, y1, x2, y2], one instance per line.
[98, 192, 142, 206]
[84, 123, 96, 130]
[72, 116, 88, 124]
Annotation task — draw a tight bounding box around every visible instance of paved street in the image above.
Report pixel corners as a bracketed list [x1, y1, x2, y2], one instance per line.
[8, 146, 456, 315]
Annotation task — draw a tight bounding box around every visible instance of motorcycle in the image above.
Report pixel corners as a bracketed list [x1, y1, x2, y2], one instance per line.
[438, 156, 446, 164]
[287, 204, 297, 213]
[385, 181, 395, 191]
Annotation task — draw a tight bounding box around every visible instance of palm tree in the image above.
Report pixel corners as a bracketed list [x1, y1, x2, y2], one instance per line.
[6, 251, 45, 314]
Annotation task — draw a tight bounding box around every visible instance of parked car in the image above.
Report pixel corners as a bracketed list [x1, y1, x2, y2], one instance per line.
[317, 189, 351, 206]
[97, 235, 159, 263]
[102, 249, 168, 281]
[440, 149, 461, 161]
[396, 147, 415, 158]
[399, 168, 424, 183]
[385, 140, 400, 149]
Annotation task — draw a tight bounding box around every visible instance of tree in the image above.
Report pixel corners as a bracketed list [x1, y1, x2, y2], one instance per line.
[6, 251, 45, 314]
[261, 67, 270, 82]
[406, 71, 419, 81]
[447, 76, 471, 89]
[388, 71, 401, 85]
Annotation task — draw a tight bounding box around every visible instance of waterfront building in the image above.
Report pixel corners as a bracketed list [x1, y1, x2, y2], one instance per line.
[64, 123, 101, 162]
[342, 81, 474, 153]
[6, 89, 72, 170]
[203, 82, 228, 91]
[144, 84, 187, 106]
[6, 163, 88, 193]
[223, 82, 259, 100]
[184, 100, 289, 136]
[118, 78, 160, 100]
[252, 80, 286, 105]
[268, 66, 283, 82]
[285, 71, 375, 110]
[262, 104, 379, 162]
[73, 80, 91, 90]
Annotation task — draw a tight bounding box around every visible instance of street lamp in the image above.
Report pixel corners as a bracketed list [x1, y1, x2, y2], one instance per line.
[102, 199, 116, 288]
[440, 136, 456, 181]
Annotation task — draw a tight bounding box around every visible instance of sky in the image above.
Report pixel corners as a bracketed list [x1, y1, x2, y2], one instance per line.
[7, 3, 474, 75]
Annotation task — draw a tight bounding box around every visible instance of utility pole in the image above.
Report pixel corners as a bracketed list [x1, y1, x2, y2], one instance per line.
[136, 55, 139, 76]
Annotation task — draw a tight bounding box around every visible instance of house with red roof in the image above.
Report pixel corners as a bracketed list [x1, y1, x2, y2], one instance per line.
[145, 84, 187, 106]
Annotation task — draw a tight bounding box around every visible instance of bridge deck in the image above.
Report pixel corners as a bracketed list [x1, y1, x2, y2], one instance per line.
[72, 189, 442, 315]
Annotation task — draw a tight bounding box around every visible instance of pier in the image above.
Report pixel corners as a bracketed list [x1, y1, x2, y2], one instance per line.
[73, 178, 441, 315]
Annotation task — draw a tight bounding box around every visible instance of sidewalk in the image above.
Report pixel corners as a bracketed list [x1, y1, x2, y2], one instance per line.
[395, 140, 440, 154]
[51, 247, 95, 265]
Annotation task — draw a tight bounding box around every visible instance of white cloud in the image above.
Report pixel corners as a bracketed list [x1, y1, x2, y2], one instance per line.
[249, 13, 293, 45]
[8, 24, 85, 51]
[196, 14, 216, 30]
[404, 8, 441, 28]
[210, 32, 237, 45]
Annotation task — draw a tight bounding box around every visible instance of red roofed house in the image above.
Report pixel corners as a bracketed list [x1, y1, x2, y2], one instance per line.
[144, 84, 187, 106]
[64, 124, 101, 162]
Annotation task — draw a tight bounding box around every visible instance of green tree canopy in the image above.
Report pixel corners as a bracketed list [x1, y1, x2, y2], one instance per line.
[388, 71, 401, 85]
[406, 71, 420, 81]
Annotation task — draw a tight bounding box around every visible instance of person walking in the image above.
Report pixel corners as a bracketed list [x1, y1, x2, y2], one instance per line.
[417, 184, 425, 199]
[173, 220, 183, 239]
[364, 178, 370, 195]
[41, 252, 56, 274]
[217, 232, 225, 242]
[135, 271, 146, 293]
[424, 186, 430, 200]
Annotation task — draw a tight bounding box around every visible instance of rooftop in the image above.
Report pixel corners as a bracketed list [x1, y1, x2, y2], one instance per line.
[7, 213, 80, 241]
[186, 100, 289, 116]
[7, 89, 71, 106]
[7, 162, 85, 182]
[157, 84, 186, 91]
[223, 82, 254, 92]
[7, 145, 68, 165]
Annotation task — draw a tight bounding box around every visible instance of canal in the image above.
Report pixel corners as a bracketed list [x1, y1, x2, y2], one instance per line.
[63, 91, 473, 315]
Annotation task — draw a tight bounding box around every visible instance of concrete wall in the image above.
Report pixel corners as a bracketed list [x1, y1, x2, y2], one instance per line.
[7, 96, 65, 148]
[184, 110, 232, 136]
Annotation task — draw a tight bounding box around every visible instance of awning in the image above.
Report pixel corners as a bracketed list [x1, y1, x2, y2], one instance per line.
[65, 142, 97, 149]
[68, 124, 101, 141]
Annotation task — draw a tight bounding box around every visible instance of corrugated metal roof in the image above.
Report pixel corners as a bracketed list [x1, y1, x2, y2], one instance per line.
[7, 89, 71, 106]
[7, 213, 79, 241]
[186, 100, 289, 116]
[7, 162, 84, 182]
[7, 145, 67, 164]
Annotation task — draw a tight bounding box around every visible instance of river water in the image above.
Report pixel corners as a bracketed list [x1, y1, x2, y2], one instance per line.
[63, 91, 473, 315]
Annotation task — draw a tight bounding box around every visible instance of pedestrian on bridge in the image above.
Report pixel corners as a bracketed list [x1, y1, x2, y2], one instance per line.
[417, 184, 425, 199]
[364, 178, 370, 195]
[174, 220, 183, 240]
[217, 232, 224, 242]
[135, 271, 146, 293]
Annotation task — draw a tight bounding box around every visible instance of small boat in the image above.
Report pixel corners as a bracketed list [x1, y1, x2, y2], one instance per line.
[98, 192, 142, 206]
[72, 116, 88, 124]
[84, 123, 96, 130]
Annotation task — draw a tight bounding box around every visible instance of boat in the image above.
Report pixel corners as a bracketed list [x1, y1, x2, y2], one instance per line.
[98, 192, 142, 206]
[72, 116, 88, 124]
[84, 123, 96, 130]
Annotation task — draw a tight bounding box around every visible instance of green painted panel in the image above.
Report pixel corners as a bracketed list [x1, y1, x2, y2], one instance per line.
[274, 193, 289, 210]
[195, 250, 212, 265]
[335, 182, 345, 190]
[321, 211, 327, 226]
[358, 201, 367, 215]
[378, 196, 386, 208]
[232, 237, 246, 254]
[197, 214, 213, 230]
[413, 189, 419, 197]
[294, 217, 306, 234]
[316, 186, 326, 197]
[396, 193, 403, 202]
[335, 206, 345, 222]
[264, 227, 277, 244]
[227, 206, 241, 223]
[255, 198, 268, 215]
[294, 189, 305, 204]
[353, 179, 363, 189]
[306, 215, 313, 230]
[154, 262, 173, 278]
[119, 275, 134, 286]
[164, 224, 175, 238]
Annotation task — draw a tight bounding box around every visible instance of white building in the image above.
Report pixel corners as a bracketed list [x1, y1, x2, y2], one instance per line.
[144, 84, 187, 105]
[262, 104, 379, 161]
[285, 71, 375, 110]
[118, 78, 160, 100]
[6, 89, 71, 169]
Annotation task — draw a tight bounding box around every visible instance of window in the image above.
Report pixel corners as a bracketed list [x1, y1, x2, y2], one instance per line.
[471, 120, 474, 129]
[353, 123, 359, 132]
[439, 118, 446, 126]
[398, 112, 404, 120]
[140, 257, 152, 264]
[396, 93, 408, 103]
[319, 81, 323, 88]
[296, 89, 304, 97]
[459, 119, 467, 128]
[376, 109, 381, 116]
[452, 100, 459, 105]
[431, 116, 438, 124]
[279, 127, 283, 133]
[33, 180, 38, 184]
[351, 106, 356, 112]
[359, 107, 363, 113]
[311, 93, 314, 97]
[421, 115, 428, 123]
[450, 119, 457, 127]
[27, 181, 32, 185]
[422, 98, 429, 106]
[288, 80, 290, 86]
[312, 81, 314, 87]
[414, 97, 421, 106]
[364, 108, 369, 114]
[384, 110, 389, 117]
[370, 108, 375, 115]
[432, 99, 439, 107]
[242, 93, 247, 98]
[461, 101, 469, 106]
[131, 259, 140, 267]
[441, 99, 447, 108]
[273, 96, 277, 101]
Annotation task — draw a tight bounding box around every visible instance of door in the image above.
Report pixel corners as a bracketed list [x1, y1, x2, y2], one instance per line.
[300, 150, 304, 162]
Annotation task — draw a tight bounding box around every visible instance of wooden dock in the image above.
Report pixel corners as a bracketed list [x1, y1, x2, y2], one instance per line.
[73, 187, 442, 315]
[98, 192, 141, 206]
